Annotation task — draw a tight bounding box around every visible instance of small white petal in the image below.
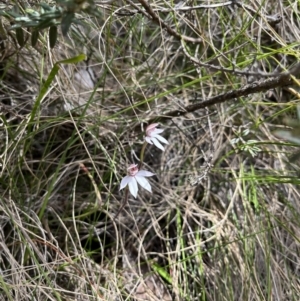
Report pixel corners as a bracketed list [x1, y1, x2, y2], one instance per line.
[137, 170, 155, 177]
[135, 176, 152, 193]
[128, 178, 138, 198]
[120, 176, 131, 190]
[145, 137, 153, 144]
[154, 134, 169, 144]
[152, 137, 165, 151]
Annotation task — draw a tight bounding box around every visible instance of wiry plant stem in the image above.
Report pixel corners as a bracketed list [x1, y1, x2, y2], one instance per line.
[138, 141, 147, 169]
[114, 186, 129, 220]
[115, 141, 148, 220]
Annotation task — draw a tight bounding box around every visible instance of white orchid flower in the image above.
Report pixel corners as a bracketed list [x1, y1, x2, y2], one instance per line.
[120, 164, 155, 198]
[145, 123, 169, 151]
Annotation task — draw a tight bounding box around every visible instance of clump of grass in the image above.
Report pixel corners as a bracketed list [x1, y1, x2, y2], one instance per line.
[0, 0, 300, 300]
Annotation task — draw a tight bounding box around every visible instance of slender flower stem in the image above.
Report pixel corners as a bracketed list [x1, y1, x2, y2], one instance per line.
[114, 186, 129, 220]
[138, 141, 147, 169]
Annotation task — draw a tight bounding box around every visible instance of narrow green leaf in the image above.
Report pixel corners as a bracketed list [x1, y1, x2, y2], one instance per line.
[10, 24, 24, 30]
[61, 12, 74, 36]
[15, 16, 31, 22]
[41, 11, 61, 19]
[25, 8, 40, 17]
[57, 54, 86, 64]
[24, 21, 40, 28]
[33, 54, 86, 220]
[31, 30, 39, 47]
[29, 53, 86, 125]
[40, 3, 52, 11]
[37, 18, 56, 30]
[49, 26, 57, 48]
[151, 263, 172, 284]
[15, 27, 24, 47]
[4, 10, 20, 18]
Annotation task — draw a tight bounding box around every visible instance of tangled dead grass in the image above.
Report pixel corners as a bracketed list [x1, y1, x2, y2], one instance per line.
[0, 0, 300, 300]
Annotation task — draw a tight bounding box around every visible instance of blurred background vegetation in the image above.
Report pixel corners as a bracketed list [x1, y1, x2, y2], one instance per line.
[0, 0, 299, 300]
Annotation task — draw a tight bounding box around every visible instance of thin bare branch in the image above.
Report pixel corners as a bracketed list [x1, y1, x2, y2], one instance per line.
[131, 0, 202, 43]
[145, 62, 300, 124]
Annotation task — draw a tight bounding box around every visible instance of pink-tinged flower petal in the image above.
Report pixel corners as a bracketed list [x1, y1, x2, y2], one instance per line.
[127, 164, 139, 176]
[128, 177, 138, 198]
[135, 176, 152, 193]
[151, 137, 165, 151]
[137, 170, 155, 177]
[146, 123, 159, 132]
[145, 123, 168, 151]
[127, 163, 138, 170]
[120, 176, 132, 190]
[152, 128, 164, 135]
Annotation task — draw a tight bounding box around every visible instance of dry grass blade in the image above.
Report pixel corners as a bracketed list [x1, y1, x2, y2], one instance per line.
[0, 0, 300, 300]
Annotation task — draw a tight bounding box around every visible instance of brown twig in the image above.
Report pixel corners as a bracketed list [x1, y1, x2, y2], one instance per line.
[120, 0, 281, 28]
[114, 186, 129, 221]
[130, 0, 202, 43]
[143, 62, 300, 125]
